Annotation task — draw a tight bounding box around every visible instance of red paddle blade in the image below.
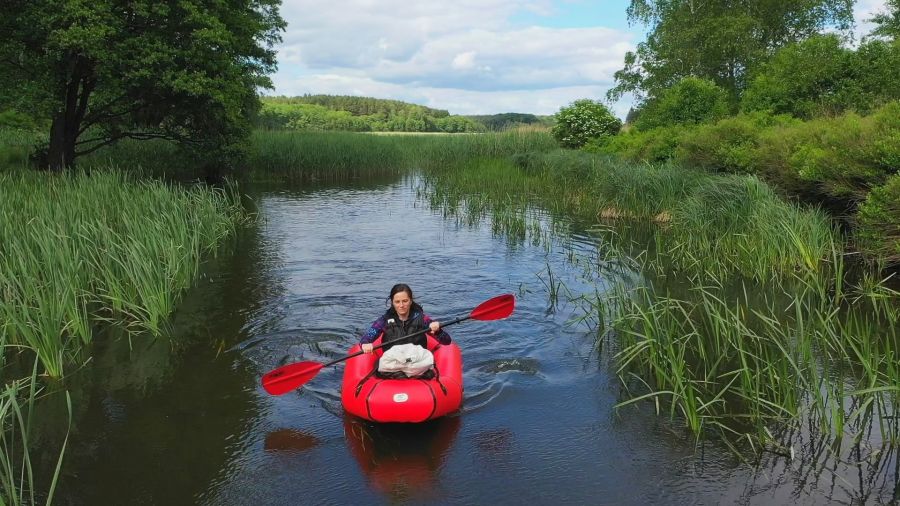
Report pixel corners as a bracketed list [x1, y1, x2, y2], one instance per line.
[261, 361, 324, 395]
[470, 294, 515, 321]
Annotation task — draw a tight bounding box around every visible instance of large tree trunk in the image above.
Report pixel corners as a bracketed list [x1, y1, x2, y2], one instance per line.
[47, 111, 77, 172]
[46, 55, 95, 172]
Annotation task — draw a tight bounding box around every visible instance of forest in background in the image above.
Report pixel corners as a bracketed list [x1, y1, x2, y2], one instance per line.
[255, 95, 550, 133]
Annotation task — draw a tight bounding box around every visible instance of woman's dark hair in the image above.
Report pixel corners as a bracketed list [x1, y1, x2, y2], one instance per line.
[385, 283, 422, 316]
[388, 283, 414, 304]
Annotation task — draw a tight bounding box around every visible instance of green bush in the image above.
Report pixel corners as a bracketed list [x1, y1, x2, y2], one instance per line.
[634, 77, 731, 131]
[0, 110, 40, 130]
[0, 129, 43, 169]
[742, 34, 850, 118]
[674, 112, 798, 174]
[783, 105, 899, 201]
[742, 35, 900, 119]
[551, 99, 622, 149]
[856, 173, 900, 262]
[588, 125, 685, 163]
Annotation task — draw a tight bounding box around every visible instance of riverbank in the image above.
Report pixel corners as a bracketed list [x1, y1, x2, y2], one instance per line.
[419, 150, 898, 459]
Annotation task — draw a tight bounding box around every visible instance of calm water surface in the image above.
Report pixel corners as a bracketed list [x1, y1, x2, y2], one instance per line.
[33, 175, 897, 505]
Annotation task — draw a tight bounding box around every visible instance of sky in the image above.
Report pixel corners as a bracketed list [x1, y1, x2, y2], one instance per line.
[268, 0, 890, 119]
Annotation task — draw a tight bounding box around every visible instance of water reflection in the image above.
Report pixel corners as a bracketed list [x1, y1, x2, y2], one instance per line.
[344, 415, 461, 502]
[28, 211, 279, 505]
[263, 428, 321, 455]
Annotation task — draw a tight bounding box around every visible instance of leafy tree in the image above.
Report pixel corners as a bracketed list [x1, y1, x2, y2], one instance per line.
[608, 0, 854, 104]
[551, 99, 622, 149]
[435, 115, 485, 133]
[0, 0, 285, 171]
[741, 35, 900, 118]
[741, 34, 849, 118]
[869, 0, 900, 39]
[634, 77, 730, 130]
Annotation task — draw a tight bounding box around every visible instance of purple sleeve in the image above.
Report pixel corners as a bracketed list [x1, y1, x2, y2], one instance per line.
[360, 315, 387, 344]
[423, 313, 452, 344]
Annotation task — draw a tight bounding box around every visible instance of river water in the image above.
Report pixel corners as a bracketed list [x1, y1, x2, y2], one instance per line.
[33, 175, 897, 505]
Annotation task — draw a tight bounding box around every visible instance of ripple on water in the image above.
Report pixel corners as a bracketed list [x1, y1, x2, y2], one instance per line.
[474, 357, 540, 375]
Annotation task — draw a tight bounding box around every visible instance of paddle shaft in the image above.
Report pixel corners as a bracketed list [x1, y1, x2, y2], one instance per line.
[319, 313, 471, 369]
[261, 293, 514, 395]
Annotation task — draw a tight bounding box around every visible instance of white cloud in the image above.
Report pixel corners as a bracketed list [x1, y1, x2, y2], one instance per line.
[268, 72, 631, 117]
[451, 51, 478, 70]
[270, 0, 635, 115]
[268, 0, 889, 117]
[854, 0, 890, 40]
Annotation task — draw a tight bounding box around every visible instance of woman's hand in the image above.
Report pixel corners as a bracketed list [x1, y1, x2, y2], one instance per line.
[429, 321, 441, 333]
[362, 343, 374, 354]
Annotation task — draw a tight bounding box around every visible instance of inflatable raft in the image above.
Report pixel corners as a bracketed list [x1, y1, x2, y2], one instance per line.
[341, 334, 463, 422]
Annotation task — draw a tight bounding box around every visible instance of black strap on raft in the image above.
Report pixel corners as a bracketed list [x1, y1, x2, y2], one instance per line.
[355, 362, 379, 397]
[432, 364, 448, 396]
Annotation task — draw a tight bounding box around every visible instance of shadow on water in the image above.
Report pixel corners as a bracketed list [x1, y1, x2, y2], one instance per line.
[263, 428, 321, 455]
[344, 415, 461, 502]
[28, 206, 281, 505]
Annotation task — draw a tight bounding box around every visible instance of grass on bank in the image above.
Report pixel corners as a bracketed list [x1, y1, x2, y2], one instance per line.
[605, 269, 900, 448]
[246, 129, 558, 182]
[0, 357, 70, 506]
[0, 170, 247, 378]
[423, 150, 840, 282]
[420, 148, 899, 454]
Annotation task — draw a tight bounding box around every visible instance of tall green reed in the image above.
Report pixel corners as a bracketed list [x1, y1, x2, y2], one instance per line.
[0, 357, 70, 506]
[421, 150, 899, 455]
[0, 170, 246, 377]
[423, 150, 838, 282]
[246, 130, 556, 182]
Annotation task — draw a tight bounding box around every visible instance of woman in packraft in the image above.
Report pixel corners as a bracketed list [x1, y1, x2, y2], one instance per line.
[359, 284, 451, 374]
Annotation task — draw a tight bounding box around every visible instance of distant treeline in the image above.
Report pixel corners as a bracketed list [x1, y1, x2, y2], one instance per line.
[272, 94, 452, 118]
[257, 95, 485, 133]
[255, 95, 551, 133]
[464, 113, 553, 131]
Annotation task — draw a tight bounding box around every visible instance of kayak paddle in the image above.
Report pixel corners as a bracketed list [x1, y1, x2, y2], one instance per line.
[261, 293, 515, 395]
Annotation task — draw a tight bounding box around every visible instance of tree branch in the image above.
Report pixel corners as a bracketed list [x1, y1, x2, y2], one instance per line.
[74, 131, 192, 157]
[78, 93, 137, 134]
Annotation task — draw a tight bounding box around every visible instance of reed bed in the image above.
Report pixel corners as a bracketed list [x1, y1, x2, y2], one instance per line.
[0, 170, 247, 377]
[422, 150, 838, 281]
[420, 151, 899, 456]
[78, 138, 191, 179]
[0, 357, 69, 506]
[248, 131, 409, 182]
[246, 130, 557, 182]
[604, 270, 898, 438]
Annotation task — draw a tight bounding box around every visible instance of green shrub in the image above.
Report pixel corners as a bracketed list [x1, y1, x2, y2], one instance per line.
[551, 99, 622, 149]
[0, 129, 43, 169]
[0, 110, 40, 130]
[783, 106, 898, 201]
[634, 77, 731, 131]
[742, 34, 850, 118]
[674, 112, 798, 173]
[589, 125, 685, 163]
[856, 173, 900, 262]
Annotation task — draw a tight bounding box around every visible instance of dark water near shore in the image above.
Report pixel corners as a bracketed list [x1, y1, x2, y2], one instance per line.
[31, 175, 898, 505]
